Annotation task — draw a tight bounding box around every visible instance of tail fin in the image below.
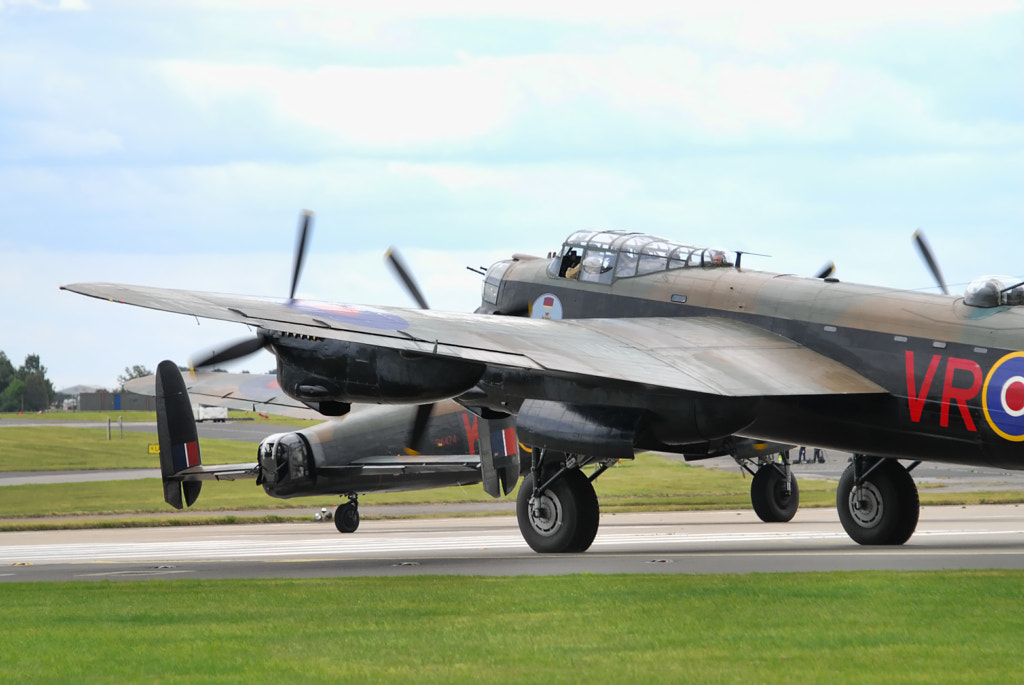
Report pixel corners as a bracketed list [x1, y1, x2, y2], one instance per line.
[156, 360, 202, 509]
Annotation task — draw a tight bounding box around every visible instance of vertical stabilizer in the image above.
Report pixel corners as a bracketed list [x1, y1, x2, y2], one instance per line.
[156, 360, 202, 509]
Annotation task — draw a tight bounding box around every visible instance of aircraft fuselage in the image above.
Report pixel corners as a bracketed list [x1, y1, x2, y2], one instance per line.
[482, 256, 1024, 468]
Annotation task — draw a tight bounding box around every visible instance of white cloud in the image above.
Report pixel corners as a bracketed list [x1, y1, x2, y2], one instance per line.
[0, 0, 87, 10]
[1, 0, 1022, 393]
[160, 60, 520, 150]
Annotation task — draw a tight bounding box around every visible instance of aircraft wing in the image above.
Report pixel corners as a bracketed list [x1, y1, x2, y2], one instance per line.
[64, 282, 885, 397]
[125, 372, 322, 420]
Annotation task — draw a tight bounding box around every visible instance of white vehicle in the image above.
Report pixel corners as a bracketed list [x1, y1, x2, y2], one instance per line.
[192, 404, 228, 423]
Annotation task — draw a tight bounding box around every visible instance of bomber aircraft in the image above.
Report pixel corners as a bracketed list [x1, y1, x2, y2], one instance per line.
[63, 213, 1024, 553]
[142, 362, 519, 533]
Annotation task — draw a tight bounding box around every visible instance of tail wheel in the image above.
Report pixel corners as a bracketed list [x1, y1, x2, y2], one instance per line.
[516, 469, 599, 553]
[750, 465, 799, 523]
[837, 458, 919, 545]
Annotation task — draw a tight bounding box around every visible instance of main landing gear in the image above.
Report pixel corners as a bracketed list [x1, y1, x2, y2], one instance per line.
[837, 455, 919, 545]
[736, 453, 800, 523]
[334, 493, 360, 534]
[516, 450, 609, 553]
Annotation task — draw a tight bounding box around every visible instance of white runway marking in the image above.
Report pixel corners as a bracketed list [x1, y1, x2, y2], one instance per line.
[4, 527, 1023, 565]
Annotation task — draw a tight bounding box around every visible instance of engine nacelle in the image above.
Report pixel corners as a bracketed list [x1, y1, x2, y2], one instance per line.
[515, 400, 647, 460]
[273, 337, 485, 406]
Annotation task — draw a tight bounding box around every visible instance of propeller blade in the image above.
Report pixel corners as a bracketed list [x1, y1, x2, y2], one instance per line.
[289, 210, 314, 301]
[190, 334, 269, 370]
[385, 247, 430, 310]
[814, 261, 836, 279]
[404, 403, 435, 455]
[913, 230, 949, 295]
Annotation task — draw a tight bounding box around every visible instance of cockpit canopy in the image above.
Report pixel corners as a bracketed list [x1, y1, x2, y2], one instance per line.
[547, 230, 733, 285]
[964, 275, 1024, 308]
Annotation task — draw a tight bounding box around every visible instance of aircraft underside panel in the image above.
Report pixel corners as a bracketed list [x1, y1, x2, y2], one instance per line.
[742, 395, 994, 467]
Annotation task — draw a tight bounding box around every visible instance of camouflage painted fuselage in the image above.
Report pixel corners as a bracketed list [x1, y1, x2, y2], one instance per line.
[257, 400, 516, 498]
[480, 254, 1024, 468]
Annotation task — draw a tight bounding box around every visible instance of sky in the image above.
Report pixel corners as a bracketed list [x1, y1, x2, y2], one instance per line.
[1, 0, 1022, 391]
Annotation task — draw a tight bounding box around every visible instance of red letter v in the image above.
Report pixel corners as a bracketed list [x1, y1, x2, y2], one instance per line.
[906, 351, 941, 423]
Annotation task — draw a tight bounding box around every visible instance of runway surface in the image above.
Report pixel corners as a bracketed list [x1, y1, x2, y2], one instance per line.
[3, 505, 1024, 583]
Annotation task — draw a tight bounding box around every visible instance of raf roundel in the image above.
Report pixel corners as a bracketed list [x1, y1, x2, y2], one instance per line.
[982, 352, 1024, 441]
[289, 301, 409, 331]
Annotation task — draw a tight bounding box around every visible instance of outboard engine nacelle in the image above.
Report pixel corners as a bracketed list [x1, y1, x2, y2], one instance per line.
[274, 337, 485, 408]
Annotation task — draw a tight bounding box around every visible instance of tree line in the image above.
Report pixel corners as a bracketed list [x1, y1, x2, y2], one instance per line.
[0, 351, 56, 412]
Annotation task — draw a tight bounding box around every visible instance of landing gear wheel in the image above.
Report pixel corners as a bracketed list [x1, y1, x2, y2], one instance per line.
[517, 469, 599, 553]
[750, 465, 799, 523]
[837, 458, 919, 545]
[334, 501, 360, 533]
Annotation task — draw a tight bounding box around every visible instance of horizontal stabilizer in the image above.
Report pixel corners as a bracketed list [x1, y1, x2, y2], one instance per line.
[156, 360, 202, 509]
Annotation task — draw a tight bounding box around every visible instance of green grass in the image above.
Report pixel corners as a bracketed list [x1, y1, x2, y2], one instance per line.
[3, 420, 1024, 528]
[0, 426, 255, 471]
[0, 454, 815, 519]
[1, 571, 1022, 683]
[0, 410, 159, 422]
[0, 409, 319, 427]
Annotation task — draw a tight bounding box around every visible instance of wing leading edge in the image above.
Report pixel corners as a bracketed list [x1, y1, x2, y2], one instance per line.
[63, 282, 884, 398]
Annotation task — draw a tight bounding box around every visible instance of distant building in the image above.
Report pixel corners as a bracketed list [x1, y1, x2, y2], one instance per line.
[77, 390, 155, 412]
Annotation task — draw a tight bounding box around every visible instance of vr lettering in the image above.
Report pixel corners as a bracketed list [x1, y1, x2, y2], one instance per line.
[905, 351, 982, 432]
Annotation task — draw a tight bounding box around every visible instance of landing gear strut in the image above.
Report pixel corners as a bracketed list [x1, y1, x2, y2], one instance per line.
[334, 493, 360, 534]
[837, 455, 918, 545]
[750, 460, 799, 523]
[516, 450, 603, 553]
[736, 452, 799, 523]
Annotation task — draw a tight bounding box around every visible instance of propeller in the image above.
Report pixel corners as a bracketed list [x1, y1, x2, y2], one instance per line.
[290, 210, 314, 301]
[404, 404, 435, 455]
[814, 261, 836, 279]
[190, 333, 270, 371]
[913, 229, 949, 295]
[384, 246, 439, 452]
[190, 210, 315, 371]
[385, 247, 429, 309]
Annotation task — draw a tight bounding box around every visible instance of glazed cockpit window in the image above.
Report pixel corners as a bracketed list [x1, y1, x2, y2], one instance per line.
[550, 230, 735, 283]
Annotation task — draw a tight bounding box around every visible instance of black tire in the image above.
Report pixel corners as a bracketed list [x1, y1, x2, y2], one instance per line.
[750, 465, 799, 523]
[334, 502, 360, 534]
[837, 459, 919, 545]
[517, 469, 600, 553]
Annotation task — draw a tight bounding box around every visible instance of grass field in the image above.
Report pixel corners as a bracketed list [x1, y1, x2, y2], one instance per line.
[0, 426, 254, 471]
[1, 571, 1022, 683]
[0, 450, 838, 519]
[0, 410, 319, 426]
[2, 421, 1023, 528]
